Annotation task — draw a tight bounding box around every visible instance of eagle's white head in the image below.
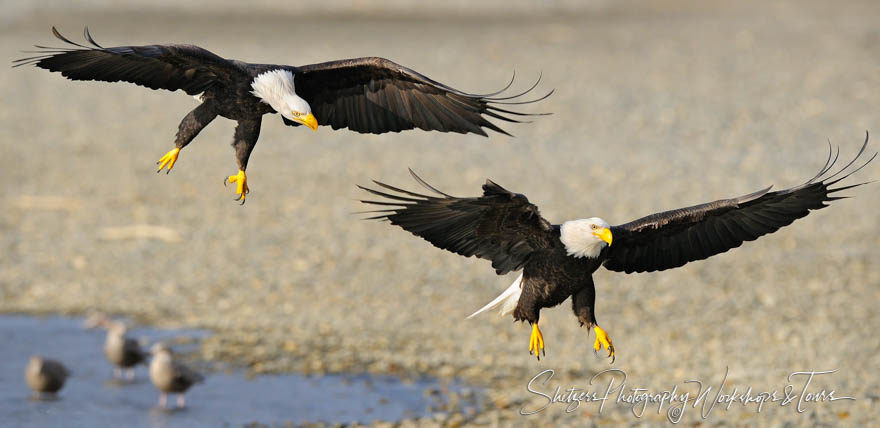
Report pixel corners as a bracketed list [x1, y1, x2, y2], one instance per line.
[251, 69, 318, 130]
[560, 217, 613, 259]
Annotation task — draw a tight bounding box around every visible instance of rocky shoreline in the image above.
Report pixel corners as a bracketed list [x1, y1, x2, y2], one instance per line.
[2, 1, 878, 425]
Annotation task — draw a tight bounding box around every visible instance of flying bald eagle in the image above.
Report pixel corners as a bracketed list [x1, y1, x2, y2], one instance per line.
[14, 27, 549, 203]
[359, 134, 874, 361]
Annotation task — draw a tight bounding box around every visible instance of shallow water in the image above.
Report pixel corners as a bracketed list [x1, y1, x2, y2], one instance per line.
[0, 315, 477, 426]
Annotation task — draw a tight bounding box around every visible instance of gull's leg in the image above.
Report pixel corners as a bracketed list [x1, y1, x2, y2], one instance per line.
[225, 118, 262, 204]
[157, 100, 217, 173]
[177, 394, 186, 408]
[158, 393, 167, 408]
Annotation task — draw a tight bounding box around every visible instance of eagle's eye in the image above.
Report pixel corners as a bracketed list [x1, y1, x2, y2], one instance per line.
[591, 224, 598, 230]
[291, 111, 302, 117]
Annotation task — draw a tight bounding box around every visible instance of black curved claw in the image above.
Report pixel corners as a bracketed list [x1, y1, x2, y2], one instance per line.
[593, 347, 615, 364]
[223, 176, 228, 187]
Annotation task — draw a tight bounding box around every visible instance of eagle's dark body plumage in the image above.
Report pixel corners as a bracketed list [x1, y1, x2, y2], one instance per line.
[360, 134, 874, 360]
[515, 242, 604, 327]
[365, 177, 604, 326]
[362, 178, 607, 329]
[15, 27, 548, 202]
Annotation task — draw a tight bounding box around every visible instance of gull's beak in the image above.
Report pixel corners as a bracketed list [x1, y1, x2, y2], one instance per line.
[296, 112, 318, 131]
[593, 228, 613, 246]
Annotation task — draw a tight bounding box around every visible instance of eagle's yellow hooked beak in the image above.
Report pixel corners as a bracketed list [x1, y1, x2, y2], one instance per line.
[297, 112, 318, 131]
[593, 227, 613, 246]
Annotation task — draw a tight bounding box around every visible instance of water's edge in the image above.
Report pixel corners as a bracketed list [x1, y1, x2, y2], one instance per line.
[0, 314, 481, 426]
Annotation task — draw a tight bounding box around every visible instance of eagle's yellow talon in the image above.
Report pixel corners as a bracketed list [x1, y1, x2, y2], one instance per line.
[227, 170, 249, 204]
[593, 325, 615, 363]
[528, 323, 545, 360]
[156, 147, 180, 173]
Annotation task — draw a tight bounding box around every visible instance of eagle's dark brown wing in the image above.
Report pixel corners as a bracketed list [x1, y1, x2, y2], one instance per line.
[14, 27, 246, 95]
[359, 170, 556, 275]
[290, 57, 550, 136]
[603, 133, 874, 274]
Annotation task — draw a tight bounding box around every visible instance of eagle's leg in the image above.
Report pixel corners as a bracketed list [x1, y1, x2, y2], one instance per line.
[593, 325, 615, 362]
[157, 100, 217, 173]
[226, 170, 249, 203]
[515, 290, 545, 360]
[528, 321, 545, 360]
[573, 284, 615, 362]
[225, 118, 262, 205]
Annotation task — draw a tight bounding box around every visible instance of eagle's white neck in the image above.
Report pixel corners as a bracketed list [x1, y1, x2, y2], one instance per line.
[250, 69, 311, 119]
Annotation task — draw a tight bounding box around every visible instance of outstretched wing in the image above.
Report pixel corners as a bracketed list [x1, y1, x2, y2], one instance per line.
[603, 133, 875, 274]
[290, 57, 551, 136]
[14, 27, 246, 95]
[359, 170, 557, 275]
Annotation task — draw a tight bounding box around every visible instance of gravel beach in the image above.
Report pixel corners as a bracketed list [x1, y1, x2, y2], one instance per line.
[2, 1, 878, 425]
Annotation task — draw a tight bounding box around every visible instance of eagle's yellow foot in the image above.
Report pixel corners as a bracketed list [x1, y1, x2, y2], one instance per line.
[156, 147, 180, 174]
[225, 170, 249, 204]
[593, 325, 615, 363]
[528, 323, 545, 360]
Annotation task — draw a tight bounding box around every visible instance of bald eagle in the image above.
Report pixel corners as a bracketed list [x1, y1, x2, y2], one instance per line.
[359, 134, 874, 361]
[14, 27, 549, 203]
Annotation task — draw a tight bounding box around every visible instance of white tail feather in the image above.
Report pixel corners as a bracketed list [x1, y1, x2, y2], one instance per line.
[466, 273, 523, 319]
